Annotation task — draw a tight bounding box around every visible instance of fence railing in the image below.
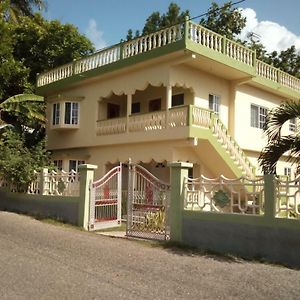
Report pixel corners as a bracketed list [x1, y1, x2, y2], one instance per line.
[0, 169, 80, 197]
[184, 175, 264, 215]
[184, 174, 300, 220]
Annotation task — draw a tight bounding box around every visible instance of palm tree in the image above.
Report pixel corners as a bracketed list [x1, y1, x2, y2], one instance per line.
[259, 100, 300, 174]
[0, 93, 45, 125]
[2, 0, 45, 23]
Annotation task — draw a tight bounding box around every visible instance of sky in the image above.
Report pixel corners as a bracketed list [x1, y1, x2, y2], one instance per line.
[43, 0, 300, 53]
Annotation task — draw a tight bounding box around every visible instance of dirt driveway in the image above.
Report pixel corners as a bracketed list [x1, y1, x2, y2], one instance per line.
[0, 211, 299, 299]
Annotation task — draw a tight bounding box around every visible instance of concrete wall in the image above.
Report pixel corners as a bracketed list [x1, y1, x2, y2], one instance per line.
[0, 188, 80, 225]
[182, 212, 300, 268]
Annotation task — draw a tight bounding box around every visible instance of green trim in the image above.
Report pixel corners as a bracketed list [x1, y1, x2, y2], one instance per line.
[37, 40, 186, 94]
[186, 40, 255, 76]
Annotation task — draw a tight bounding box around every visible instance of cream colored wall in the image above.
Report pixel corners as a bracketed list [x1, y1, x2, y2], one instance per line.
[234, 85, 287, 152]
[170, 65, 230, 127]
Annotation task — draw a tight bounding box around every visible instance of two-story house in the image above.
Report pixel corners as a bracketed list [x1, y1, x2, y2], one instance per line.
[36, 19, 300, 181]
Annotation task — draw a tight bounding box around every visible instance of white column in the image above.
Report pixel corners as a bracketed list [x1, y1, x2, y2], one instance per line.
[166, 85, 172, 128]
[126, 93, 132, 132]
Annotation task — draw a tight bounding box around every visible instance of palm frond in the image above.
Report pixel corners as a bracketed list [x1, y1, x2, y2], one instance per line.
[264, 100, 300, 141]
[259, 135, 300, 174]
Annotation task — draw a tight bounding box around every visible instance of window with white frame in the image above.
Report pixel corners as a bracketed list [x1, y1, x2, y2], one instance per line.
[69, 160, 85, 172]
[251, 104, 267, 129]
[52, 103, 60, 125]
[209, 94, 220, 115]
[289, 118, 296, 132]
[284, 167, 291, 178]
[52, 102, 79, 126]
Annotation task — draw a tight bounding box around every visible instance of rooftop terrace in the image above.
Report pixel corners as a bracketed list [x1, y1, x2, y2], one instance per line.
[36, 19, 300, 97]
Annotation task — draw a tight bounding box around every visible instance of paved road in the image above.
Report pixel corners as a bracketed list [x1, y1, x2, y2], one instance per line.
[0, 211, 299, 300]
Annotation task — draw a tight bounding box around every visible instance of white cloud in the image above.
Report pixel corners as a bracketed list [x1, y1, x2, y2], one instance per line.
[239, 8, 300, 53]
[85, 19, 107, 50]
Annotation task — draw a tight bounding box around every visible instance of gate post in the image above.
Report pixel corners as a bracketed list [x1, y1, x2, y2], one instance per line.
[263, 174, 276, 220]
[168, 162, 193, 242]
[78, 164, 98, 230]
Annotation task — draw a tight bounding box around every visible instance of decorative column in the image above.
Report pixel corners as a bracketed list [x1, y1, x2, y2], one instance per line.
[126, 93, 132, 132]
[263, 174, 276, 221]
[166, 84, 172, 128]
[168, 162, 193, 242]
[78, 164, 97, 230]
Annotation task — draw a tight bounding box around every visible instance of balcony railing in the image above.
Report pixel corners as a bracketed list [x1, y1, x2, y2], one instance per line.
[96, 105, 255, 178]
[36, 20, 300, 95]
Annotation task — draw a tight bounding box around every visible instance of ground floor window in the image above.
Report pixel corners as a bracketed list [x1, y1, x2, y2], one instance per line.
[251, 104, 267, 129]
[53, 160, 63, 171]
[69, 160, 85, 172]
[284, 167, 292, 178]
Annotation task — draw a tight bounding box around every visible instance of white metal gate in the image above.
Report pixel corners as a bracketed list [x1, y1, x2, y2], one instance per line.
[126, 163, 170, 240]
[89, 165, 122, 230]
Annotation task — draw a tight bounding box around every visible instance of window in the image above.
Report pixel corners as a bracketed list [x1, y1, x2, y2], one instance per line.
[53, 160, 63, 171]
[69, 160, 85, 172]
[290, 118, 296, 132]
[52, 103, 60, 125]
[149, 99, 161, 112]
[52, 102, 79, 126]
[131, 102, 140, 114]
[172, 94, 184, 107]
[251, 104, 267, 129]
[209, 94, 220, 115]
[284, 167, 291, 178]
[65, 102, 79, 125]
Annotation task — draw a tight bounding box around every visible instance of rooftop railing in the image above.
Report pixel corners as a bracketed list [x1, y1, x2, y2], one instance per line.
[36, 20, 300, 95]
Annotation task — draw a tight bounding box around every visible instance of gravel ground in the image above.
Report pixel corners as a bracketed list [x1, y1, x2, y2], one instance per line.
[0, 211, 299, 300]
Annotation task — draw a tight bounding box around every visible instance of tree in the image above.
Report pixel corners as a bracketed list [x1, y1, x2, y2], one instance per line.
[3, 0, 45, 23]
[200, 1, 246, 39]
[0, 3, 29, 100]
[259, 100, 300, 174]
[11, 14, 95, 89]
[126, 2, 189, 40]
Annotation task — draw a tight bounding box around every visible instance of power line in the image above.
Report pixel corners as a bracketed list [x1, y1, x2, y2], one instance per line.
[189, 0, 246, 22]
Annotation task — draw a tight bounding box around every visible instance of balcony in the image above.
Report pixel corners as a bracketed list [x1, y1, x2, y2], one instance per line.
[36, 20, 300, 97]
[96, 105, 255, 178]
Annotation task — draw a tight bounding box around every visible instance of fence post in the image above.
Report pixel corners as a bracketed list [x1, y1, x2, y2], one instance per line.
[263, 174, 276, 220]
[40, 168, 48, 195]
[168, 162, 193, 242]
[78, 164, 98, 230]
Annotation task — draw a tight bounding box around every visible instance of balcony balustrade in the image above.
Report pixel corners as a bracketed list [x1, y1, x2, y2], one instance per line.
[37, 20, 300, 95]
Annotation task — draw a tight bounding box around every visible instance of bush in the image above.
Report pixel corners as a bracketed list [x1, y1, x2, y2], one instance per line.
[0, 129, 50, 192]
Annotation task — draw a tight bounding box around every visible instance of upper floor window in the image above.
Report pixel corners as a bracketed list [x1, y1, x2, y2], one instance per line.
[149, 98, 161, 112]
[289, 118, 296, 132]
[209, 94, 220, 115]
[172, 94, 184, 107]
[52, 103, 60, 125]
[65, 102, 79, 125]
[52, 101, 80, 126]
[251, 104, 267, 129]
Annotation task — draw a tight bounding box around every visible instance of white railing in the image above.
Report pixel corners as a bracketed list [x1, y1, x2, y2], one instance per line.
[96, 117, 127, 135]
[256, 60, 300, 92]
[189, 23, 223, 52]
[211, 117, 255, 178]
[168, 106, 188, 127]
[74, 45, 121, 74]
[225, 39, 254, 66]
[0, 169, 80, 196]
[184, 175, 264, 215]
[128, 111, 166, 132]
[123, 24, 183, 58]
[276, 176, 300, 219]
[191, 106, 211, 128]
